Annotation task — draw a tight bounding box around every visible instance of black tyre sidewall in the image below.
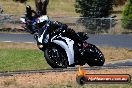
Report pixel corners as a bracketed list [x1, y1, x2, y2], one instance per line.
[86, 44, 105, 66]
[44, 46, 68, 68]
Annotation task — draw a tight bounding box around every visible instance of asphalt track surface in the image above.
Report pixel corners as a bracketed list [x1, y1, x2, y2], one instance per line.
[0, 33, 132, 48]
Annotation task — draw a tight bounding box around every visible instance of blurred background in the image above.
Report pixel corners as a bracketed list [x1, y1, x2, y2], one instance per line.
[0, 0, 131, 34]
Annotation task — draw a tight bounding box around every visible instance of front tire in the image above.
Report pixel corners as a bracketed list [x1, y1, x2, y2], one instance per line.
[85, 44, 105, 66]
[44, 45, 68, 68]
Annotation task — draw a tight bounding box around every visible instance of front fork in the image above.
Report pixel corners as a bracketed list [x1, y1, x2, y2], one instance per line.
[34, 34, 38, 40]
[34, 34, 43, 50]
[74, 41, 89, 65]
[80, 41, 89, 65]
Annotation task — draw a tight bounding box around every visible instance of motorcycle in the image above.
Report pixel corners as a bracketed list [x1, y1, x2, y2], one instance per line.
[20, 11, 105, 68]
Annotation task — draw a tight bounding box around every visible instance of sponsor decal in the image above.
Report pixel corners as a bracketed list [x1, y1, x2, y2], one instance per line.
[76, 66, 131, 85]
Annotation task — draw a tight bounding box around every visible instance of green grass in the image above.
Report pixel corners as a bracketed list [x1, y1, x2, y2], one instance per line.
[0, 42, 132, 71]
[0, 42, 131, 88]
[0, 48, 50, 71]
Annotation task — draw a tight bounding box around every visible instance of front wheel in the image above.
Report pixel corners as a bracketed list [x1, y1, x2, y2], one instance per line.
[85, 44, 105, 66]
[44, 45, 68, 68]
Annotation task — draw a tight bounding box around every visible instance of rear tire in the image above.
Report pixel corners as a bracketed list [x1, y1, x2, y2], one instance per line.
[44, 45, 68, 68]
[85, 44, 105, 66]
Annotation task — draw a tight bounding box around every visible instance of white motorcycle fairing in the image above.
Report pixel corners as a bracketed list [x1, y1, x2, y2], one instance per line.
[51, 36, 74, 65]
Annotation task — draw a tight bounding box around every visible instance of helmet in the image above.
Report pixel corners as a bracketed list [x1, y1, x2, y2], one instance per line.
[37, 15, 49, 23]
[36, 15, 49, 28]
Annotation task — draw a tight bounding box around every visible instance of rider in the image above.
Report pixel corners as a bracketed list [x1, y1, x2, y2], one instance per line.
[25, 5, 86, 45]
[25, 5, 39, 34]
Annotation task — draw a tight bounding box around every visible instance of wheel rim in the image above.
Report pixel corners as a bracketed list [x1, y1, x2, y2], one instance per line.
[86, 44, 105, 66]
[47, 48, 67, 67]
[94, 48, 105, 63]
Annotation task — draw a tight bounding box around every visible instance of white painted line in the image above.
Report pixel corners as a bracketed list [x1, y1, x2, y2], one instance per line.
[24, 42, 35, 44]
[2, 41, 13, 42]
[1, 41, 35, 44]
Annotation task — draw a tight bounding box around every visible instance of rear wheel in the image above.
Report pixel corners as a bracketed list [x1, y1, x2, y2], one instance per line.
[44, 45, 68, 68]
[85, 44, 105, 66]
